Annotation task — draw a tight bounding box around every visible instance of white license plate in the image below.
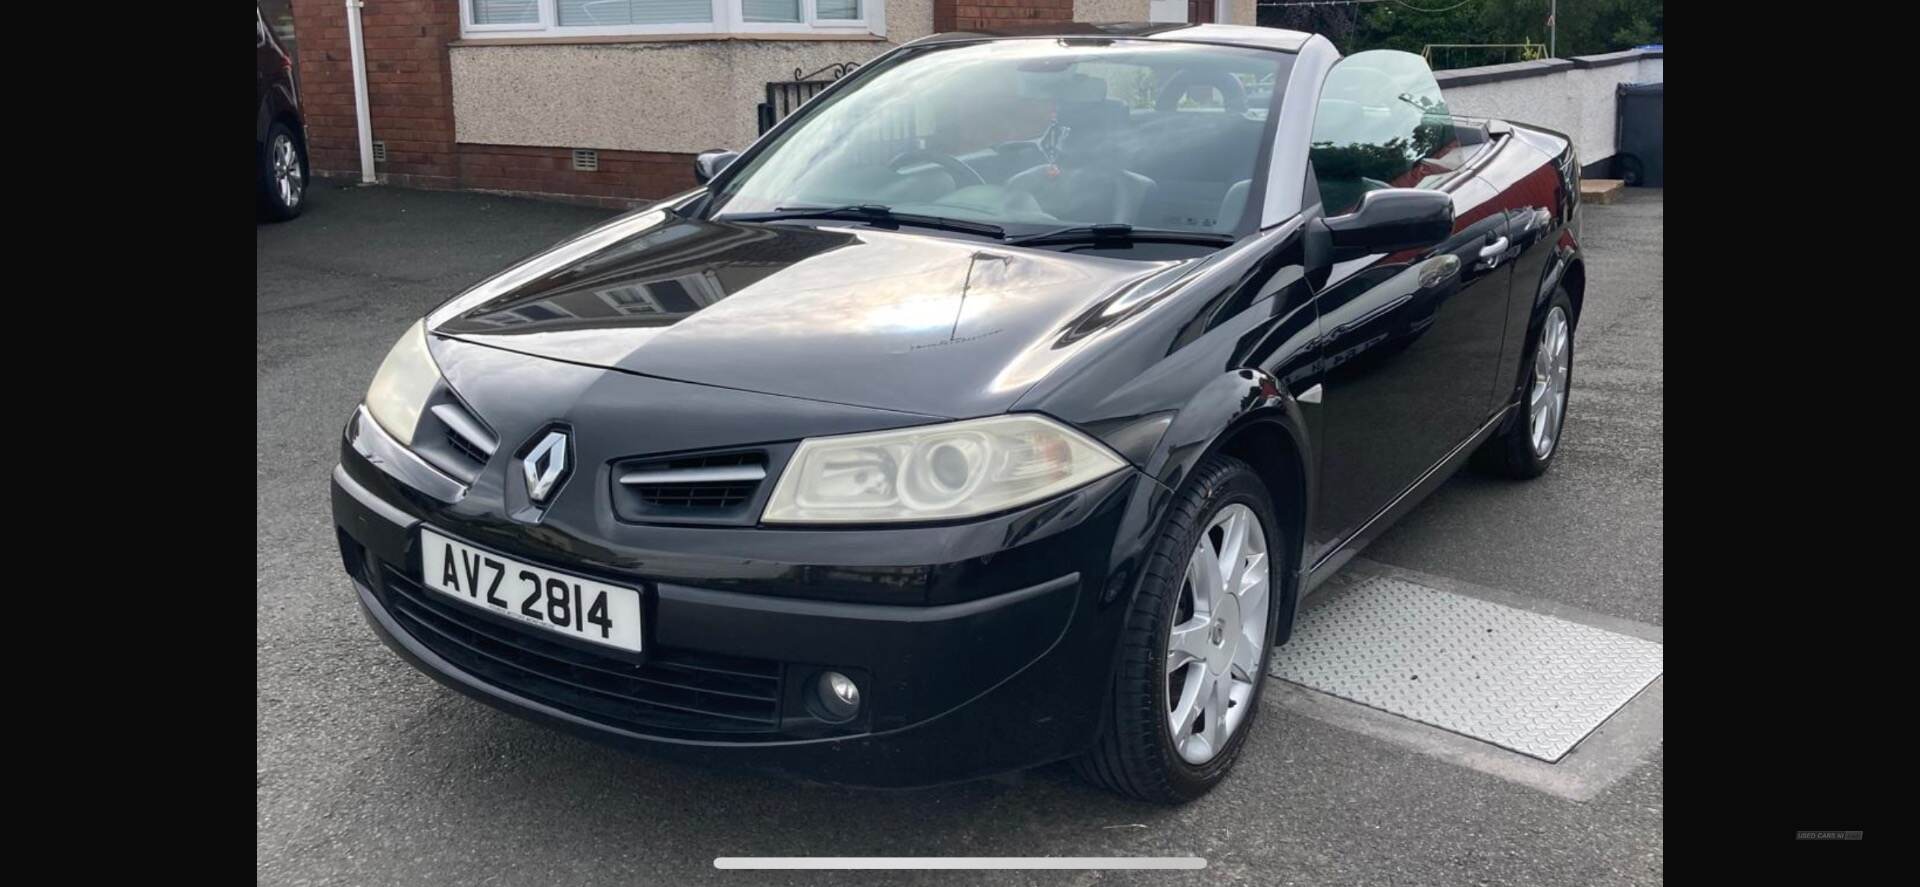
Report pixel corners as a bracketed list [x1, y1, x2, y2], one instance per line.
[419, 527, 644, 653]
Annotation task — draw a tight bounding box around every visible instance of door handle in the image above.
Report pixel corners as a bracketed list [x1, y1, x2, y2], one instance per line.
[1476, 236, 1510, 269]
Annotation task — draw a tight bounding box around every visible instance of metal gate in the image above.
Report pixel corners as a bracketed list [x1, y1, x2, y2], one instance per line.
[757, 62, 860, 135]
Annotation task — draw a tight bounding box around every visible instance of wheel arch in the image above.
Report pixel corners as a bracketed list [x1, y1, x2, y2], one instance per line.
[1210, 415, 1310, 646]
[1141, 368, 1316, 647]
[1560, 255, 1586, 327]
[257, 84, 305, 153]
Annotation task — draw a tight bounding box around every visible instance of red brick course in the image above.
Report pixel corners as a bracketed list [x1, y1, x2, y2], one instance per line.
[458, 145, 698, 208]
[936, 0, 1076, 32]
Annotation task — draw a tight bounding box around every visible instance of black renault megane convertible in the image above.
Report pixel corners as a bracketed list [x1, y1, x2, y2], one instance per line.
[332, 23, 1583, 803]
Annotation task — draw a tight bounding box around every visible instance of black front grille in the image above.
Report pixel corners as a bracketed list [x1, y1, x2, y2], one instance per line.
[445, 428, 489, 465]
[408, 397, 496, 482]
[612, 449, 773, 525]
[378, 564, 783, 737]
[636, 484, 755, 509]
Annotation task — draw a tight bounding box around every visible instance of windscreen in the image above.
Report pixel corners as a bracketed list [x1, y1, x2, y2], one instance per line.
[711, 40, 1295, 236]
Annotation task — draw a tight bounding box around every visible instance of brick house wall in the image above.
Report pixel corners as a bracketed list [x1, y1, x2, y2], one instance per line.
[290, 0, 694, 207]
[935, 0, 1076, 32]
[292, 0, 463, 190]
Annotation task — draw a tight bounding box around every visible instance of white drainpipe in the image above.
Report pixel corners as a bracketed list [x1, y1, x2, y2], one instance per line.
[345, 0, 377, 184]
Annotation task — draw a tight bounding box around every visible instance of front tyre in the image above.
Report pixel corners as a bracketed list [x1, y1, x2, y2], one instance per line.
[1075, 454, 1284, 804]
[1473, 289, 1575, 479]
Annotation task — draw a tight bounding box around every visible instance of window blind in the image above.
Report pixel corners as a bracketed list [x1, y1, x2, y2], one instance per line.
[816, 0, 859, 20]
[472, 0, 539, 24]
[558, 0, 714, 26]
[742, 0, 800, 23]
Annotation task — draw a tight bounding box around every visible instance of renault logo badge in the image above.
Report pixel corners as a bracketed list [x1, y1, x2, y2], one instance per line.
[522, 429, 571, 504]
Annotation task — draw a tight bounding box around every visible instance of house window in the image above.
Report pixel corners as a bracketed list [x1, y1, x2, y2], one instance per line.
[462, 0, 878, 37]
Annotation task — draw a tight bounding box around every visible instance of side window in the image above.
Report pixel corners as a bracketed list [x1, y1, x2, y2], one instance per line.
[1308, 50, 1463, 215]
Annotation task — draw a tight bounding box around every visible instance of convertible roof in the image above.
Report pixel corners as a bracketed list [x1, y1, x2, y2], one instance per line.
[904, 23, 1314, 54]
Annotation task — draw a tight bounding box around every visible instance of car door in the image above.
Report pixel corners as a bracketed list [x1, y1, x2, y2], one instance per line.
[1301, 51, 1518, 565]
[1473, 133, 1577, 419]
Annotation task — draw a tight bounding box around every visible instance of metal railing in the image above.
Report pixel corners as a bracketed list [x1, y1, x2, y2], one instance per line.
[757, 62, 861, 135]
[1421, 43, 1548, 69]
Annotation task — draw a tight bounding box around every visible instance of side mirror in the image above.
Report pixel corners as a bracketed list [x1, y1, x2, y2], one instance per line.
[1323, 188, 1455, 262]
[694, 149, 739, 185]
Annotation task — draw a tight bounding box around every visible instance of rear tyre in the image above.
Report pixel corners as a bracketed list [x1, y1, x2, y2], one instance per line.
[1074, 454, 1284, 804]
[258, 121, 307, 222]
[1472, 289, 1575, 479]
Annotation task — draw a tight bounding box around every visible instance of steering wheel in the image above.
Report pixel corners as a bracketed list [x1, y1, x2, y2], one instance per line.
[887, 149, 986, 189]
[1155, 69, 1249, 116]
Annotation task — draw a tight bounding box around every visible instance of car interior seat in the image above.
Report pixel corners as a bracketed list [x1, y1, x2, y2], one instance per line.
[1123, 69, 1267, 230]
[1214, 179, 1252, 233]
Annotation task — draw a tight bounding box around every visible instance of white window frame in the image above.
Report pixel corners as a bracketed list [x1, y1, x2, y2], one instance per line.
[460, 0, 883, 39]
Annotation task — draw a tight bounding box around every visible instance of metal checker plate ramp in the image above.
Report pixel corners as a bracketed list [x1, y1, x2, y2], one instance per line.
[1271, 575, 1663, 762]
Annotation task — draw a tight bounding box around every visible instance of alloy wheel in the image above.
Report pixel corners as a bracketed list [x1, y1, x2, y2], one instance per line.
[1529, 306, 1570, 458]
[1166, 503, 1270, 764]
[273, 133, 304, 210]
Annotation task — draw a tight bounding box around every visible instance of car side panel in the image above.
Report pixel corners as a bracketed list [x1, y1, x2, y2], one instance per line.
[1304, 171, 1514, 568]
[1469, 128, 1579, 409]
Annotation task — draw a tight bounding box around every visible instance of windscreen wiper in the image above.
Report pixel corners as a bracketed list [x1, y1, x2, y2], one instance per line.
[720, 204, 1006, 239]
[1003, 223, 1237, 248]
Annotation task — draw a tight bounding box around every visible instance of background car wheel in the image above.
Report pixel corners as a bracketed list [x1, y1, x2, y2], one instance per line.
[259, 121, 307, 222]
[1075, 454, 1284, 804]
[1615, 154, 1643, 187]
[1473, 289, 1575, 479]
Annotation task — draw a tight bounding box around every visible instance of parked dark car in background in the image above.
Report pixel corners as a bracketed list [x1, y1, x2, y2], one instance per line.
[257, 4, 307, 221]
[330, 23, 1584, 804]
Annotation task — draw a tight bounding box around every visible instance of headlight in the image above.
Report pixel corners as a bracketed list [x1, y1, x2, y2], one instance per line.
[364, 319, 442, 446]
[761, 415, 1126, 524]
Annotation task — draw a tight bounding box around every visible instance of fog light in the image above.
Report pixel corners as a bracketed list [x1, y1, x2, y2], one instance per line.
[815, 671, 861, 722]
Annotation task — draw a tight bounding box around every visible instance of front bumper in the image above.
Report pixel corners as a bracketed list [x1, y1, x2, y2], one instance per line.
[333, 430, 1162, 787]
